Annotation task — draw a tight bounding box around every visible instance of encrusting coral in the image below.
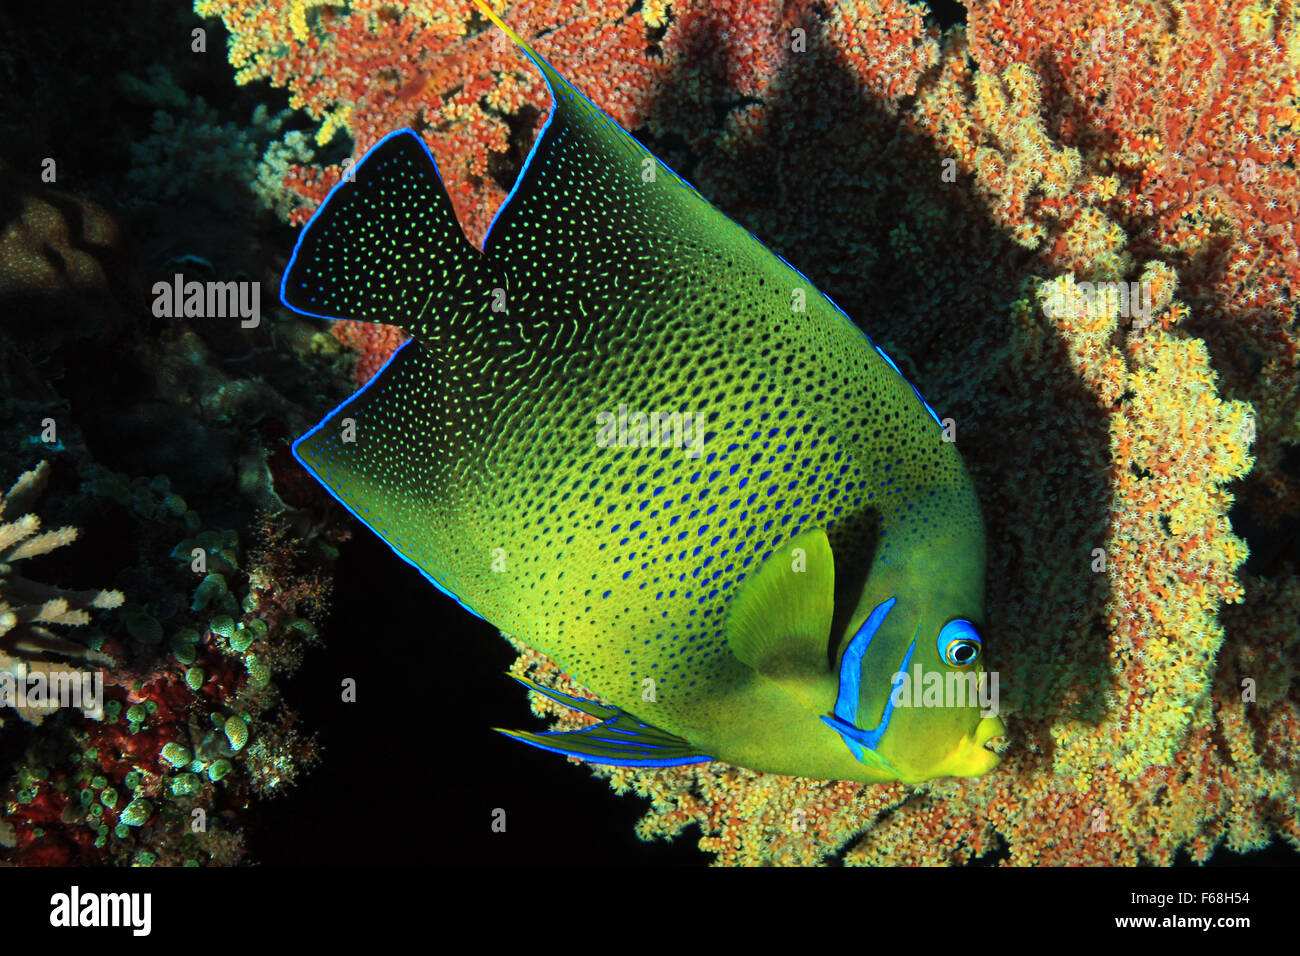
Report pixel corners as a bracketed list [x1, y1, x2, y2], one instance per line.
[0, 0, 363, 857]
[194, 0, 1300, 864]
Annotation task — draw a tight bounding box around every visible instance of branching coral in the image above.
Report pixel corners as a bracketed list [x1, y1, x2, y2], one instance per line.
[194, 0, 679, 380]
[194, 0, 668, 235]
[0, 461, 120, 725]
[1, 465, 336, 865]
[200, 0, 1300, 864]
[954, 0, 1300, 527]
[329, 319, 409, 385]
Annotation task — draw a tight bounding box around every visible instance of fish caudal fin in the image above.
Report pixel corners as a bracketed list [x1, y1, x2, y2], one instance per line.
[496, 677, 713, 768]
[280, 129, 504, 345]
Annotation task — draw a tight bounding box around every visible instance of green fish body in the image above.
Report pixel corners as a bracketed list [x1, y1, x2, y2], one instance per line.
[284, 5, 1005, 784]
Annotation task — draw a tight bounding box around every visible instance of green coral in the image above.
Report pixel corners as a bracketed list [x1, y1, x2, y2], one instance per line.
[169, 774, 201, 797]
[121, 606, 163, 645]
[286, 618, 317, 639]
[160, 743, 192, 769]
[193, 574, 236, 614]
[119, 798, 152, 827]
[229, 625, 254, 653]
[171, 627, 200, 664]
[209, 614, 236, 639]
[245, 654, 270, 686]
[125, 705, 147, 733]
[224, 716, 248, 752]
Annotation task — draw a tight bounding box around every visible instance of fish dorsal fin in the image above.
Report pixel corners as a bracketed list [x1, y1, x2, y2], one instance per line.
[472, 3, 949, 433]
[472, 2, 757, 308]
[497, 677, 712, 767]
[724, 528, 836, 678]
[280, 129, 504, 346]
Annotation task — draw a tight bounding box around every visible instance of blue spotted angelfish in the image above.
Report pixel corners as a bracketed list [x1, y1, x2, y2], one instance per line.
[282, 2, 1005, 783]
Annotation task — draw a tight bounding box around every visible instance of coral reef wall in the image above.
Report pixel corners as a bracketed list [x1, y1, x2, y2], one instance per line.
[0, 0, 360, 861]
[192, 0, 1300, 864]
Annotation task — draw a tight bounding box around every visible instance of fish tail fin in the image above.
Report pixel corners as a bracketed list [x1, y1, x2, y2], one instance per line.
[279, 129, 503, 346]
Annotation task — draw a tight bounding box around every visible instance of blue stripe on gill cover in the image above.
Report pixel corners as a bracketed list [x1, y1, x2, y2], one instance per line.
[820, 597, 916, 762]
[282, 0, 986, 774]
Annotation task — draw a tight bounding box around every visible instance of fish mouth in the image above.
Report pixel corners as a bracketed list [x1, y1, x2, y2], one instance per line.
[976, 713, 1006, 752]
[939, 714, 1006, 778]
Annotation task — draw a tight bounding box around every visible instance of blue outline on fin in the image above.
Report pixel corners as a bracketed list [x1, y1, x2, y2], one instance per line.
[289, 340, 485, 620]
[476, 36, 945, 430]
[500, 677, 713, 768]
[507, 675, 607, 715]
[280, 129, 484, 619]
[279, 128, 443, 326]
[280, 39, 947, 626]
[498, 730, 712, 768]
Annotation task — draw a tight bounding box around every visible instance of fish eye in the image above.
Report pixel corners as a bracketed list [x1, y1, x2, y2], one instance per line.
[937, 619, 981, 667]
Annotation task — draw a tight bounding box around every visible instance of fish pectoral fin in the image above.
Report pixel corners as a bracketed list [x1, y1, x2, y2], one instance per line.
[724, 528, 836, 678]
[496, 676, 712, 768]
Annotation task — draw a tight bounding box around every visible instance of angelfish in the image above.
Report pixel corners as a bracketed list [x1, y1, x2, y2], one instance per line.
[282, 1, 1006, 784]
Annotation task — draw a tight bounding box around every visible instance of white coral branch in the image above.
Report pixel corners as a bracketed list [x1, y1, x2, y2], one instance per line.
[5, 526, 78, 562]
[0, 461, 51, 519]
[0, 513, 40, 554]
[0, 461, 121, 672]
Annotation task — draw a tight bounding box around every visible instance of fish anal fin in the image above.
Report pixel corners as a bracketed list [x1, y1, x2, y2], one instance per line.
[725, 528, 836, 678]
[499, 676, 712, 768]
